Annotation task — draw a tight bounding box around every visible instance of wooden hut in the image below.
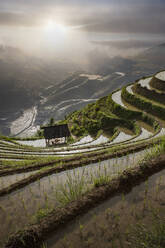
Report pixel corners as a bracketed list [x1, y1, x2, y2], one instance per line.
[42, 124, 70, 146]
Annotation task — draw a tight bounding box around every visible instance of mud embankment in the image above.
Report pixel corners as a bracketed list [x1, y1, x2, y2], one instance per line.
[5, 154, 165, 248]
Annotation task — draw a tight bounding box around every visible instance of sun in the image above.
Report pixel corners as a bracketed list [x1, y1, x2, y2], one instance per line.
[44, 20, 68, 35]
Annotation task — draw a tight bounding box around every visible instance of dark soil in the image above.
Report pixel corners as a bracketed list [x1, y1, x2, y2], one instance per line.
[0, 138, 161, 197]
[5, 154, 165, 248]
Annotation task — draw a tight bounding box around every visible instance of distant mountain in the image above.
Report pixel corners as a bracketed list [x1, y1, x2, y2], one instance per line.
[134, 43, 165, 74]
[36, 42, 165, 125]
[1, 43, 165, 136]
[142, 43, 165, 56]
[0, 46, 78, 113]
[0, 46, 79, 135]
[36, 71, 130, 125]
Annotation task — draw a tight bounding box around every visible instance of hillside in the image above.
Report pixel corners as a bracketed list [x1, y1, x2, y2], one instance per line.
[1, 42, 165, 137]
[36, 42, 165, 126]
[60, 70, 164, 143]
[0, 46, 78, 135]
[0, 46, 79, 109]
[1, 69, 165, 248]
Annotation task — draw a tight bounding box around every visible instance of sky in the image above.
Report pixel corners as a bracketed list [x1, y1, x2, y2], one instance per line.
[0, 0, 165, 63]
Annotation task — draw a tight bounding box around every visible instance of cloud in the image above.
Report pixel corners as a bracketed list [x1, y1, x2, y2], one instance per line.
[92, 40, 159, 50]
[73, 4, 165, 34]
[0, 12, 42, 27]
[0, 0, 164, 35]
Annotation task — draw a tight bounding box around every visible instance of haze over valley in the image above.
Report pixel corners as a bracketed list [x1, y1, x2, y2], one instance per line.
[1, 42, 165, 136]
[1, 2, 165, 248]
[0, 0, 165, 136]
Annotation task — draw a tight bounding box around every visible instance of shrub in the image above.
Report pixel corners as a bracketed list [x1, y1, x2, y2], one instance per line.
[121, 86, 165, 121]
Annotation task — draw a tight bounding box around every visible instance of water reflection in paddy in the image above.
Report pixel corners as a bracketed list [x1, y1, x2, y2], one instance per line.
[46, 168, 165, 248]
[0, 148, 149, 246]
[0, 170, 40, 190]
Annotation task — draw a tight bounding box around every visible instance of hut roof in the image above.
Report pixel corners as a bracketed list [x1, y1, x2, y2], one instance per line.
[42, 124, 70, 139]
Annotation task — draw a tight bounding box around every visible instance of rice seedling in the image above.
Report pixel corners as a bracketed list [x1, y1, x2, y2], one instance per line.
[128, 218, 165, 248]
[139, 137, 165, 166]
[35, 207, 53, 222]
[41, 166, 165, 248]
[41, 243, 48, 248]
[54, 169, 89, 206]
[1, 99, 165, 248]
[92, 165, 111, 187]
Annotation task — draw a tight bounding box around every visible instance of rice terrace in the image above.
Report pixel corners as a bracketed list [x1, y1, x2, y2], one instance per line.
[0, 70, 164, 248]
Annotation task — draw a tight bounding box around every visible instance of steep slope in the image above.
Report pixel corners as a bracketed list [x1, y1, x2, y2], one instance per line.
[62, 69, 165, 142]
[0, 46, 77, 112]
[134, 43, 165, 74]
[1, 42, 165, 137]
[1, 70, 165, 248]
[0, 46, 78, 135]
[37, 71, 127, 124]
[37, 42, 165, 125]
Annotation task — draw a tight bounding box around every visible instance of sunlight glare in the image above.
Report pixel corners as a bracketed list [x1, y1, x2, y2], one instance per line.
[45, 20, 68, 35]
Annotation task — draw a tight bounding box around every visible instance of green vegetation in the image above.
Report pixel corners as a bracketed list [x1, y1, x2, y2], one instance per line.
[54, 183, 165, 248]
[139, 137, 165, 163]
[0, 135, 19, 144]
[65, 94, 140, 138]
[134, 83, 165, 105]
[62, 76, 163, 139]
[55, 170, 89, 206]
[121, 86, 165, 120]
[2, 70, 165, 248]
[4, 137, 165, 248]
[129, 218, 165, 248]
[28, 138, 165, 224]
[107, 93, 159, 132]
[150, 76, 165, 92]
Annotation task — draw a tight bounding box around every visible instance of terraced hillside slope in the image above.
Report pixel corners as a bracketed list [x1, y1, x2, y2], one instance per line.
[36, 42, 165, 125]
[0, 46, 78, 136]
[63, 70, 165, 141]
[2, 42, 165, 137]
[1, 70, 165, 248]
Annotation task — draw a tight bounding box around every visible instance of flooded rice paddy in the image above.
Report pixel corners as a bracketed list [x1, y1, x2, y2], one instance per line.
[110, 132, 133, 144]
[112, 90, 125, 108]
[0, 148, 149, 247]
[17, 139, 46, 148]
[46, 167, 165, 248]
[1, 72, 165, 247]
[155, 71, 165, 81]
[127, 85, 134, 94]
[138, 77, 152, 89]
[10, 106, 38, 138]
[0, 171, 40, 190]
[132, 128, 152, 141]
[70, 135, 93, 146]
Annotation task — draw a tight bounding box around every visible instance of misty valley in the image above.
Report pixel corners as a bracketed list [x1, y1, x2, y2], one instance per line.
[1, 1, 165, 247]
[1, 43, 165, 138]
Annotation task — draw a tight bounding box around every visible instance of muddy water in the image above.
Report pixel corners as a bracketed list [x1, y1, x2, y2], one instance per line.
[17, 136, 105, 148]
[112, 90, 125, 108]
[133, 128, 152, 141]
[10, 129, 154, 155]
[138, 77, 152, 89]
[0, 171, 40, 190]
[0, 149, 149, 247]
[4, 122, 162, 155]
[111, 132, 133, 144]
[127, 85, 134, 94]
[0, 147, 101, 156]
[17, 139, 46, 148]
[70, 135, 93, 146]
[46, 168, 165, 248]
[10, 106, 39, 138]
